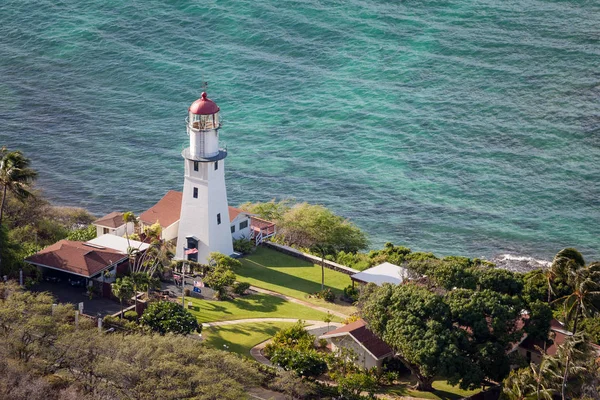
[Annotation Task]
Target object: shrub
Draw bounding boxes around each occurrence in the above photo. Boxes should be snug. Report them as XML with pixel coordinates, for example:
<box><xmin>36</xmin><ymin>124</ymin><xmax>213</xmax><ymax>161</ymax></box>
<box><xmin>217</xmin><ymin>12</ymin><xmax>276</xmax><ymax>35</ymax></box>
<box><xmin>343</xmin><ymin>314</ymin><xmax>360</xmax><ymax>325</ymax></box>
<box><xmin>266</xmin><ymin>320</ymin><xmax>315</xmax><ymax>353</ymax></box>
<box><xmin>317</xmin><ymin>338</ymin><xmax>328</xmax><ymax>349</ymax></box>
<box><xmin>315</xmin><ymin>288</ymin><xmax>335</xmax><ymax>302</ymax></box>
<box><xmin>184</xmin><ymin>288</ymin><xmax>191</xmax><ymax>297</ymax></box>
<box><xmin>233</xmin><ymin>281</ymin><xmax>251</xmax><ymax>295</ymax></box>
<box><xmin>343</xmin><ymin>285</ymin><xmax>359</xmax><ymax>302</ymax></box>
<box><xmin>337</xmin><ymin>372</ymin><xmax>377</xmax><ymax>399</ymax></box>
<box><xmin>269</xmin><ymin>347</ymin><xmax>328</xmax><ymax>378</ymax></box>
<box><xmin>233</xmin><ymin>238</ymin><xmax>255</xmax><ymax>255</ymax></box>
<box><xmin>67</xmin><ymin>224</ymin><xmax>96</xmax><ymax>241</ymax></box>
<box><xmin>124</xmin><ymin>310</ymin><xmax>138</xmax><ymax>321</ymax></box>
<box><xmin>204</xmin><ymin>265</ymin><xmax>236</xmax><ymax>295</ymax></box>
<box><xmin>140</xmin><ymin>301</ymin><xmax>200</xmax><ymax>335</ymax></box>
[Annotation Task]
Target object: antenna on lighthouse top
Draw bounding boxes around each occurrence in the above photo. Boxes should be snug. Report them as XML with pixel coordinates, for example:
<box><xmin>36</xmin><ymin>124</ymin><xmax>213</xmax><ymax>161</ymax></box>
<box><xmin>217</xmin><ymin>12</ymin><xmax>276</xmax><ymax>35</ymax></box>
<box><xmin>201</xmin><ymin>81</ymin><xmax>208</xmax><ymax>92</ymax></box>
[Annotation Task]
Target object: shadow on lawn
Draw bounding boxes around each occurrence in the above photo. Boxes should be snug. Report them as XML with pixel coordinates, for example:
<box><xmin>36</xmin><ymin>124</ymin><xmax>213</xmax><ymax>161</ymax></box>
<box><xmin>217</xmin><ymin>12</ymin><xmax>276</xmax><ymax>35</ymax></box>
<box><xmin>239</xmin><ymin>259</ymin><xmax>345</xmax><ymax>296</ymax></box>
<box><xmin>233</xmin><ymin>294</ymin><xmax>286</xmax><ymax>313</ymax></box>
<box><xmin>203</xmin><ymin>323</ymin><xmax>286</xmax><ymax>355</ymax></box>
<box><xmin>245</xmin><ymin>247</ymin><xmax>314</xmax><ymax>268</ymax></box>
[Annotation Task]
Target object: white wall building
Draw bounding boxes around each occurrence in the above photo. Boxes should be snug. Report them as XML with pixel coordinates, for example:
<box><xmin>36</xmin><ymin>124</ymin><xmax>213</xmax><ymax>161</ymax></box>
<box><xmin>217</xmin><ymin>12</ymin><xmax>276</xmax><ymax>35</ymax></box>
<box><xmin>92</xmin><ymin>211</ymin><xmax>134</xmax><ymax>238</ymax></box>
<box><xmin>175</xmin><ymin>92</ymin><xmax>234</xmax><ymax>263</ymax></box>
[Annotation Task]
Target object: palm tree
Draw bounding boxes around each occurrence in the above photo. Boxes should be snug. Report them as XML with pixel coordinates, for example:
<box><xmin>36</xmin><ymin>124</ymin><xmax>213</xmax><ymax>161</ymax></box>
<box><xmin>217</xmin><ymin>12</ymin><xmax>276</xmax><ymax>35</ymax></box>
<box><xmin>0</xmin><ymin>147</ymin><xmax>37</xmax><ymax>224</ymax></box>
<box><xmin>529</xmin><ymin>350</ymin><xmax>560</xmax><ymax>400</ymax></box>
<box><xmin>551</xmin><ymin>248</ymin><xmax>600</xmax><ymax>400</ymax></box>
<box><xmin>503</xmin><ymin>368</ymin><xmax>535</xmax><ymax>400</ymax></box>
<box><xmin>111</xmin><ymin>277</ymin><xmax>134</xmax><ymax>318</ymax></box>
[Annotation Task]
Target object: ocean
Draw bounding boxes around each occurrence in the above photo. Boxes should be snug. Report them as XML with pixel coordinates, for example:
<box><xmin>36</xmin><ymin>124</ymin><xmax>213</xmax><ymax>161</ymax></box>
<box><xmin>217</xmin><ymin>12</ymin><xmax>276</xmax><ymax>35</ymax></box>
<box><xmin>1</xmin><ymin>0</ymin><xmax>599</xmax><ymax>264</ymax></box>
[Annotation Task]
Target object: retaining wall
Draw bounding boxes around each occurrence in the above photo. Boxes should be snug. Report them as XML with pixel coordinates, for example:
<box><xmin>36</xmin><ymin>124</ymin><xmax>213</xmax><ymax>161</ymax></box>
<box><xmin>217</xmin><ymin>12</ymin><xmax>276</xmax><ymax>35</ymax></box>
<box><xmin>263</xmin><ymin>242</ymin><xmax>359</xmax><ymax>276</ymax></box>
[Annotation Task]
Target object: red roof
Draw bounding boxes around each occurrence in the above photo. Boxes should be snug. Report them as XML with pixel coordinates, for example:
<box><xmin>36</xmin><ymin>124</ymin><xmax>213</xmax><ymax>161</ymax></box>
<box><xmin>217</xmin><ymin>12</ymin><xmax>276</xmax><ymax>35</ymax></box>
<box><xmin>139</xmin><ymin>190</ymin><xmax>183</xmax><ymax>228</ymax></box>
<box><xmin>25</xmin><ymin>240</ymin><xmax>126</xmax><ymax>278</ymax></box>
<box><xmin>189</xmin><ymin>92</ymin><xmax>220</xmax><ymax>115</ymax></box>
<box><xmin>321</xmin><ymin>319</ymin><xmax>393</xmax><ymax>359</ymax></box>
<box><xmin>139</xmin><ymin>190</ymin><xmax>249</xmax><ymax>227</ymax></box>
<box><xmin>93</xmin><ymin>211</ymin><xmax>125</xmax><ymax>229</ymax></box>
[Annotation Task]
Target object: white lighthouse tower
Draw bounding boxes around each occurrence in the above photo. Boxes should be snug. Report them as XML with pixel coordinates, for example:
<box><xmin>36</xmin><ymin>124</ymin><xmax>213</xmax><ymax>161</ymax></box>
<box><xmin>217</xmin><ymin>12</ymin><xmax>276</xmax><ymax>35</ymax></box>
<box><xmin>175</xmin><ymin>92</ymin><xmax>233</xmax><ymax>263</ymax></box>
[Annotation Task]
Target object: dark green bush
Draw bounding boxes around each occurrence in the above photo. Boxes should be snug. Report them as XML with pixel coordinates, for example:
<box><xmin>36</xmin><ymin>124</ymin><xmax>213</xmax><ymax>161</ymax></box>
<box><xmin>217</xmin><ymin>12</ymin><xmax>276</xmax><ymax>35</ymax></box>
<box><xmin>343</xmin><ymin>285</ymin><xmax>359</xmax><ymax>302</ymax></box>
<box><xmin>124</xmin><ymin>310</ymin><xmax>138</xmax><ymax>321</ymax></box>
<box><xmin>233</xmin><ymin>238</ymin><xmax>255</xmax><ymax>254</ymax></box>
<box><xmin>233</xmin><ymin>281</ymin><xmax>251</xmax><ymax>295</ymax></box>
<box><xmin>315</xmin><ymin>288</ymin><xmax>335</xmax><ymax>302</ymax></box>
<box><xmin>269</xmin><ymin>347</ymin><xmax>328</xmax><ymax>378</ymax></box>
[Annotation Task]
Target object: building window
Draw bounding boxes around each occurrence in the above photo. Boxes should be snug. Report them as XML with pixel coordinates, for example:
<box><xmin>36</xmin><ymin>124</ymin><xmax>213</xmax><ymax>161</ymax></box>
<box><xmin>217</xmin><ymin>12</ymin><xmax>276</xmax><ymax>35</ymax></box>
<box><xmin>193</xmin><ymin>187</ymin><xmax>198</xmax><ymax>198</ymax></box>
<box><xmin>214</xmin><ymin>161</ymin><xmax>218</xmax><ymax>170</ymax></box>
<box><xmin>239</xmin><ymin>220</ymin><xmax>248</xmax><ymax>230</ymax></box>
<box><xmin>103</xmin><ymin>227</ymin><xmax>109</xmax><ymax>235</ymax></box>
<box><xmin>217</xmin><ymin>213</ymin><xmax>221</xmax><ymax>225</ymax></box>
<box><xmin>230</xmin><ymin>225</ymin><xmax>235</xmax><ymax>233</ymax></box>
<box><xmin>193</xmin><ymin>161</ymin><xmax>199</xmax><ymax>171</ymax></box>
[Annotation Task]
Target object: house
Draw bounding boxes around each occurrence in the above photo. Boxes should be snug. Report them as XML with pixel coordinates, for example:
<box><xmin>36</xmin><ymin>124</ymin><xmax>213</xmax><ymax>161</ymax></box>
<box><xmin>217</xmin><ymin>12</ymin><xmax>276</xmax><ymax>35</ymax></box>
<box><xmin>320</xmin><ymin>319</ymin><xmax>394</xmax><ymax>370</ymax></box>
<box><xmin>139</xmin><ymin>190</ymin><xmax>183</xmax><ymax>241</ymax></box>
<box><xmin>350</xmin><ymin>262</ymin><xmax>413</xmax><ymax>287</ymax></box>
<box><xmin>512</xmin><ymin>319</ymin><xmax>574</xmax><ymax>364</ymax></box>
<box><xmin>25</xmin><ymin>239</ymin><xmax>128</xmax><ymax>293</ymax></box>
<box><xmin>92</xmin><ymin>211</ymin><xmax>134</xmax><ymax>237</ymax></box>
<box><xmin>25</xmin><ymin>235</ymin><xmax>149</xmax><ymax>295</ymax></box>
<box><xmin>138</xmin><ymin>190</ymin><xmax>257</xmax><ymax>243</ymax></box>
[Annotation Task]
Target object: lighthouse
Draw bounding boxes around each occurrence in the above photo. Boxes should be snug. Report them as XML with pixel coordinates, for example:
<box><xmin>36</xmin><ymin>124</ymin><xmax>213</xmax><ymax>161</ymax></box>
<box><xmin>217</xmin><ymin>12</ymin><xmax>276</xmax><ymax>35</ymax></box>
<box><xmin>175</xmin><ymin>92</ymin><xmax>234</xmax><ymax>263</ymax></box>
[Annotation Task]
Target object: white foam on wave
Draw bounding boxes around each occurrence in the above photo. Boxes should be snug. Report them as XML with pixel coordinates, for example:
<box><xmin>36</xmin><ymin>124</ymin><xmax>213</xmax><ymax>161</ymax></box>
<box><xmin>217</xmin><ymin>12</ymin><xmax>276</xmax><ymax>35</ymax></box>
<box><xmin>490</xmin><ymin>253</ymin><xmax>551</xmax><ymax>273</ymax></box>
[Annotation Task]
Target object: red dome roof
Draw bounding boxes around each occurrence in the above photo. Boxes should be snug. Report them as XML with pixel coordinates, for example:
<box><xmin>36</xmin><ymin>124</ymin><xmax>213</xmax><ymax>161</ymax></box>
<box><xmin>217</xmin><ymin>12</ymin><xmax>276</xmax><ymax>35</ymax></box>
<box><xmin>188</xmin><ymin>92</ymin><xmax>220</xmax><ymax>115</ymax></box>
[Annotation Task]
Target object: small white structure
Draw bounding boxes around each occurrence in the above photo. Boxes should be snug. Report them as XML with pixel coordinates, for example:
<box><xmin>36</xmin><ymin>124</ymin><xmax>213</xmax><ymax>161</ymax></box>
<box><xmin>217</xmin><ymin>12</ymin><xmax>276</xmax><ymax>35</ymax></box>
<box><xmin>175</xmin><ymin>92</ymin><xmax>234</xmax><ymax>264</ymax></box>
<box><xmin>92</xmin><ymin>211</ymin><xmax>134</xmax><ymax>238</ymax></box>
<box><xmin>229</xmin><ymin>207</ymin><xmax>253</xmax><ymax>240</ymax></box>
<box><xmin>350</xmin><ymin>262</ymin><xmax>411</xmax><ymax>286</ymax></box>
<box><xmin>87</xmin><ymin>234</ymin><xmax>150</xmax><ymax>254</ymax></box>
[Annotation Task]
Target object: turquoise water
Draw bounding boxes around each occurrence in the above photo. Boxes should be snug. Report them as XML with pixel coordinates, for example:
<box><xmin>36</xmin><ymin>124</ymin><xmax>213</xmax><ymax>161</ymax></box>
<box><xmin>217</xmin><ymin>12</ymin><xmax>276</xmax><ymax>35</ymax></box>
<box><xmin>1</xmin><ymin>0</ymin><xmax>599</xmax><ymax>261</ymax></box>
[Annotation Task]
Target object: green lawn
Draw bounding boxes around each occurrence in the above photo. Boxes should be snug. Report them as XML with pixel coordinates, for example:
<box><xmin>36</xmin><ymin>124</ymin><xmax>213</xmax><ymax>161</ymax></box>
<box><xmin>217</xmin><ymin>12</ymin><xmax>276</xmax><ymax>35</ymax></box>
<box><xmin>186</xmin><ymin>293</ymin><xmax>338</xmax><ymax>323</ymax></box>
<box><xmin>237</xmin><ymin>247</ymin><xmax>355</xmax><ymax>315</ymax></box>
<box><xmin>202</xmin><ymin>322</ymin><xmax>294</xmax><ymax>356</ymax></box>
<box><xmin>381</xmin><ymin>378</ymin><xmax>481</xmax><ymax>400</ymax></box>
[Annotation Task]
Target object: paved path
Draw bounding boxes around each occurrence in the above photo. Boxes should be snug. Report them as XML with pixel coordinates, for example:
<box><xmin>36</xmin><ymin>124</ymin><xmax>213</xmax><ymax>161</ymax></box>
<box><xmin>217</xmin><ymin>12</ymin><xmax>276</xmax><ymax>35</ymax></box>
<box><xmin>249</xmin><ymin>285</ymin><xmax>350</xmax><ymax>319</ymax></box>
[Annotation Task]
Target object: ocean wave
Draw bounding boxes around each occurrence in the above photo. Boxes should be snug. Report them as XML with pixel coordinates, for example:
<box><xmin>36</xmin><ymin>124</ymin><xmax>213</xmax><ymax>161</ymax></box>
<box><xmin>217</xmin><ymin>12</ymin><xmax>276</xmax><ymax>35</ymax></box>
<box><xmin>490</xmin><ymin>254</ymin><xmax>551</xmax><ymax>273</ymax></box>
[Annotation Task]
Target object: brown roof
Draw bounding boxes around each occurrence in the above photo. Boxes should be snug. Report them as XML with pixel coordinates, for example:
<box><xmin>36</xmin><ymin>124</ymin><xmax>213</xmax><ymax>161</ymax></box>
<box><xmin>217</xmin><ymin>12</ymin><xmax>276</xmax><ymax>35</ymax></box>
<box><xmin>25</xmin><ymin>240</ymin><xmax>126</xmax><ymax>278</ymax></box>
<box><xmin>519</xmin><ymin>319</ymin><xmax>572</xmax><ymax>356</ymax></box>
<box><xmin>322</xmin><ymin>319</ymin><xmax>393</xmax><ymax>359</ymax></box>
<box><xmin>139</xmin><ymin>190</ymin><xmax>249</xmax><ymax>227</ymax></box>
<box><xmin>139</xmin><ymin>190</ymin><xmax>183</xmax><ymax>228</ymax></box>
<box><xmin>93</xmin><ymin>211</ymin><xmax>125</xmax><ymax>229</ymax></box>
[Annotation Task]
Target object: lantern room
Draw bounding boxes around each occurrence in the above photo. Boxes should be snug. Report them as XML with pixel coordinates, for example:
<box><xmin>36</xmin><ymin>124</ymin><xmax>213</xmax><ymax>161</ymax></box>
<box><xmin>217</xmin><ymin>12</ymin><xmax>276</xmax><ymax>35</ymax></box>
<box><xmin>188</xmin><ymin>92</ymin><xmax>220</xmax><ymax>130</ymax></box>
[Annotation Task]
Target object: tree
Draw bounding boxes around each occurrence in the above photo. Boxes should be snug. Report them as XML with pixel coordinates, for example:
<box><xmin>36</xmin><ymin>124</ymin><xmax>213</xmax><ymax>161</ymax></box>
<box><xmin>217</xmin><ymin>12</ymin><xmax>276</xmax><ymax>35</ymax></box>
<box><xmin>111</xmin><ymin>277</ymin><xmax>134</xmax><ymax>318</ymax></box>
<box><xmin>552</xmin><ymin>255</ymin><xmax>600</xmax><ymax>399</ymax></box>
<box><xmin>446</xmin><ymin>289</ymin><xmax>524</xmax><ymax>388</ymax></box>
<box><xmin>203</xmin><ymin>265</ymin><xmax>236</xmax><ymax>297</ymax></box>
<box><xmin>279</xmin><ymin>203</ymin><xmax>368</xmax><ymax>290</ymax></box>
<box><xmin>502</xmin><ymin>368</ymin><xmax>535</xmax><ymax>400</ymax></box>
<box><xmin>140</xmin><ymin>301</ymin><xmax>200</xmax><ymax>335</ymax></box>
<box><xmin>0</xmin><ymin>147</ymin><xmax>37</xmax><ymax>224</ymax></box>
<box><xmin>67</xmin><ymin>224</ymin><xmax>96</xmax><ymax>241</ymax></box>
<box><xmin>238</xmin><ymin>198</ymin><xmax>292</xmax><ymax>222</ymax></box>
<box><xmin>207</xmin><ymin>252</ymin><xmax>242</xmax><ymax>270</ymax></box>
<box><xmin>359</xmin><ymin>283</ymin><xmax>458</xmax><ymax>391</ymax></box>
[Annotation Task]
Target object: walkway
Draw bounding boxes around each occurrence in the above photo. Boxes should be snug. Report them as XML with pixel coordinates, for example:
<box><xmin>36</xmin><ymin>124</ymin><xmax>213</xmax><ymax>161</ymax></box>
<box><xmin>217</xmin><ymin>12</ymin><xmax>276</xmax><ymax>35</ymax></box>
<box><xmin>249</xmin><ymin>285</ymin><xmax>350</xmax><ymax>319</ymax></box>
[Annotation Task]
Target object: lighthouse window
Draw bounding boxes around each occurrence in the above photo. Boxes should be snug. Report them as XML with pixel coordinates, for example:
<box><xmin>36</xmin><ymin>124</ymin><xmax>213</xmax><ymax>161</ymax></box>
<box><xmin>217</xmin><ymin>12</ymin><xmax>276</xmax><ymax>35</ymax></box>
<box><xmin>230</xmin><ymin>225</ymin><xmax>235</xmax><ymax>233</ymax></box>
<box><xmin>217</xmin><ymin>213</ymin><xmax>221</xmax><ymax>225</ymax></box>
<box><xmin>193</xmin><ymin>161</ymin><xmax>199</xmax><ymax>171</ymax></box>
<box><xmin>214</xmin><ymin>161</ymin><xmax>218</xmax><ymax>170</ymax></box>
<box><xmin>193</xmin><ymin>187</ymin><xmax>198</xmax><ymax>198</ymax></box>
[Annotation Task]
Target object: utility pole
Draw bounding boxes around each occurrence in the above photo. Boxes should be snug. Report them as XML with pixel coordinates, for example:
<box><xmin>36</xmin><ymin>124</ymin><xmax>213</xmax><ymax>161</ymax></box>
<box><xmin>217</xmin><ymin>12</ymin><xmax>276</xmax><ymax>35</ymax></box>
<box><xmin>181</xmin><ymin>258</ymin><xmax>186</xmax><ymax>308</ymax></box>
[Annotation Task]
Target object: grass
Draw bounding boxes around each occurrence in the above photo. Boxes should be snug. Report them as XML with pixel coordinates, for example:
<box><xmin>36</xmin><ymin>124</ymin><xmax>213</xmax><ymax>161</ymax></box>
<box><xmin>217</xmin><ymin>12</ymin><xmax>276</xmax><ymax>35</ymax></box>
<box><xmin>381</xmin><ymin>377</ymin><xmax>481</xmax><ymax>400</ymax></box>
<box><xmin>202</xmin><ymin>321</ymin><xmax>294</xmax><ymax>356</ymax></box>
<box><xmin>186</xmin><ymin>293</ymin><xmax>338</xmax><ymax>323</ymax></box>
<box><xmin>237</xmin><ymin>247</ymin><xmax>356</xmax><ymax>315</ymax></box>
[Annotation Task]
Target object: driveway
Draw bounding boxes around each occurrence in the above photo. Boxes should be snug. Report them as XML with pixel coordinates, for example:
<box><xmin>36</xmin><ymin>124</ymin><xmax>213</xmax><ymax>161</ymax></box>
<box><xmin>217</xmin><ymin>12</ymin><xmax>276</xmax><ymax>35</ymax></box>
<box><xmin>32</xmin><ymin>281</ymin><xmax>122</xmax><ymax>317</ymax></box>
